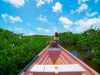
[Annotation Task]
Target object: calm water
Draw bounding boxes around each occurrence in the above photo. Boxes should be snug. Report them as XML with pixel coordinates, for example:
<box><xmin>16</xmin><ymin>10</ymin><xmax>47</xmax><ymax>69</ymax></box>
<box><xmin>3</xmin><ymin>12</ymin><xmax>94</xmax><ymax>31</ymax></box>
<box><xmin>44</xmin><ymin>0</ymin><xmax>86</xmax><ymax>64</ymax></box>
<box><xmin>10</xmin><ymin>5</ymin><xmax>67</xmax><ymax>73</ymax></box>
<box><xmin>63</xmin><ymin>45</ymin><xmax>100</xmax><ymax>73</ymax></box>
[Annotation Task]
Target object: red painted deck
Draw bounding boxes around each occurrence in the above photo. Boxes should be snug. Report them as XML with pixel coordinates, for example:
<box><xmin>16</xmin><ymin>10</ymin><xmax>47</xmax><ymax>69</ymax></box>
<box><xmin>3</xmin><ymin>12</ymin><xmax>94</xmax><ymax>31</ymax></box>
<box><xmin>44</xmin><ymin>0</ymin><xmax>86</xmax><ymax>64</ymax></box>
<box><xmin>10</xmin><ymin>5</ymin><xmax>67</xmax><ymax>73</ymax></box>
<box><xmin>20</xmin><ymin>45</ymin><xmax>100</xmax><ymax>75</ymax></box>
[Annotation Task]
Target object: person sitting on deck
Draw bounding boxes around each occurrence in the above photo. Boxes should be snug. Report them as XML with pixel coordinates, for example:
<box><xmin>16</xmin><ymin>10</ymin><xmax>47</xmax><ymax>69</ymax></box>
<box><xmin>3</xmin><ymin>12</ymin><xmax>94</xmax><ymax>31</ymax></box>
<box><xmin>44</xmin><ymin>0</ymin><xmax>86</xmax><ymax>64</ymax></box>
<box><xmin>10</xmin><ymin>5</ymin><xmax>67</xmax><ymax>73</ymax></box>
<box><xmin>53</xmin><ymin>32</ymin><xmax>59</xmax><ymax>47</ymax></box>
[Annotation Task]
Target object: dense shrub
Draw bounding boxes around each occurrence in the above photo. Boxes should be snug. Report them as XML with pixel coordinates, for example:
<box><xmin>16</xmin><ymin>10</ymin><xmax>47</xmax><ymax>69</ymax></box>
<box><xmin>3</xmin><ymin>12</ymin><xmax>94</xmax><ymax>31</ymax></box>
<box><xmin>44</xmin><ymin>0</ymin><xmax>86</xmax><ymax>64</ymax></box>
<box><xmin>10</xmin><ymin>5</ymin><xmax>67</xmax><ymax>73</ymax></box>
<box><xmin>0</xmin><ymin>28</ymin><xmax>51</xmax><ymax>75</ymax></box>
<box><xmin>59</xmin><ymin>28</ymin><xmax>100</xmax><ymax>64</ymax></box>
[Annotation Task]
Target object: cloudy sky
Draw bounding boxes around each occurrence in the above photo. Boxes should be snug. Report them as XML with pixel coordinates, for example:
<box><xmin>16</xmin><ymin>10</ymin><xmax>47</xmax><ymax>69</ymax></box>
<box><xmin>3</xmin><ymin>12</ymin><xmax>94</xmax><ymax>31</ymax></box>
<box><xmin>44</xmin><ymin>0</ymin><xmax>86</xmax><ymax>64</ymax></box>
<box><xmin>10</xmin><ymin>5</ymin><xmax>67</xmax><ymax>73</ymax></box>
<box><xmin>0</xmin><ymin>0</ymin><xmax>100</xmax><ymax>35</ymax></box>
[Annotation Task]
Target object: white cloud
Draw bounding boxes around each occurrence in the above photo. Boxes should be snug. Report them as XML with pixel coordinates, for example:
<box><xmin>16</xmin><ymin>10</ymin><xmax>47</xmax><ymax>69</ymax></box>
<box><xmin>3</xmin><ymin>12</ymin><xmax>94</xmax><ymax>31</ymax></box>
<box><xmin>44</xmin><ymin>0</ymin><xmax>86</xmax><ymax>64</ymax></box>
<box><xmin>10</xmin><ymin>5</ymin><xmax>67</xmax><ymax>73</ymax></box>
<box><xmin>38</xmin><ymin>15</ymin><xmax>47</xmax><ymax>23</ymax></box>
<box><xmin>35</xmin><ymin>27</ymin><xmax>43</xmax><ymax>30</ymax></box>
<box><xmin>52</xmin><ymin>2</ymin><xmax>62</xmax><ymax>13</ymax></box>
<box><xmin>28</xmin><ymin>32</ymin><xmax>34</xmax><ymax>35</ymax></box>
<box><xmin>24</xmin><ymin>32</ymin><xmax>35</xmax><ymax>36</ymax></box>
<box><xmin>71</xmin><ymin>0</ymin><xmax>88</xmax><ymax>14</ymax></box>
<box><xmin>9</xmin><ymin>16</ymin><xmax>23</xmax><ymax>23</ymax></box>
<box><xmin>35</xmin><ymin>27</ymin><xmax>56</xmax><ymax>34</ymax></box>
<box><xmin>59</xmin><ymin>16</ymin><xmax>100</xmax><ymax>32</ymax></box>
<box><xmin>86</xmin><ymin>11</ymin><xmax>98</xmax><ymax>17</ymax></box>
<box><xmin>15</xmin><ymin>27</ymin><xmax>23</xmax><ymax>31</ymax></box>
<box><xmin>77</xmin><ymin>4</ymin><xmax>88</xmax><ymax>14</ymax></box>
<box><xmin>75</xmin><ymin>17</ymin><xmax>100</xmax><ymax>26</ymax></box>
<box><xmin>44</xmin><ymin>29</ymin><xmax>50</xmax><ymax>32</ymax></box>
<box><xmin>75</xmin><ymin>26</ymin><xmax>86</xmax><ymax>32</ymax></box>
<box><xmin>1</xmin><ymin>13</ymin><xmax>9</xmax><ymax>19</ymax></box>
<box><xmin>75</xmin><ymin>17</ymin><xmax>100</xmax><ymax>32</ymax></box>
<box><xmin>94</xmin><ymin>0</ymin><xmax>99</xmax><ymax>3</ymax></box>
<box><xmin>78</xmin><ymin>0</ymin><xmax>88</xmax><ymax>4</ymax></box>
<box><xmin>35</xmin><ymin>27</ymin><xmax>50</xmax><ymax>33</ymax></box>
<box><xmin>71</xmin><ymin>3</ymin><xmax>88</xmax><ymax>14</ymax></box>
<box><xmin>70</xmin><ymin>10</ymin><xmax>75</xmax><ymax>14</ymax></box>
<box><xmin>4</xmin><ymin>0</ymin><xmax>25</xmax><ymax>8</ymax></box>
<box><xmin>36</xmin><ymin>0</ymin><xmax>53</xmax><ymax>7</ymax></box>
<box><xmin>1</xmin><ymin>13</ymin><xmax>23</xmax><ymax>23</ymax></box>
<box><xmin>59</xmin><ymin>17</ymin><xmax>73</xmax><ymax>29</ymax></box>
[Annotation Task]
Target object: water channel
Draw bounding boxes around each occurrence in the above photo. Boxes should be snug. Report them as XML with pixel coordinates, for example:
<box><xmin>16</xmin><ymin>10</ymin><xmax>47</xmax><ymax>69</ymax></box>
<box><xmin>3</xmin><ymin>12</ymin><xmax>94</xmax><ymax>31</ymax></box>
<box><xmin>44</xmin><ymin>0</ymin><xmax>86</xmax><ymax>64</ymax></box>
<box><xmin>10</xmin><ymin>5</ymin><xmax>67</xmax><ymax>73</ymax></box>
<box><xmin>63</xmin><ymin>45</ymin><xmax>100</xmax><ymax>73</ymax></box>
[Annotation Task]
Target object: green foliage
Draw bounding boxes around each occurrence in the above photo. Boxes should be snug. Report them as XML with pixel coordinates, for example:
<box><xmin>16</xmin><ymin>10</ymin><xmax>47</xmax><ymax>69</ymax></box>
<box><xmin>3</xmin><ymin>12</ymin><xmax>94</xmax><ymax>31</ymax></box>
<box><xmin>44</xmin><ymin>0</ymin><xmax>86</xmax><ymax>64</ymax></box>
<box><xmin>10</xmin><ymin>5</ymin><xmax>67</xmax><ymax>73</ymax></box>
<box><xmin>0</xmin><ymin>28</ymin><xmax>100</xmax><ymax>75</ymax></box>
<box><xmin>92</xmin><ymin>47</ymin><xmax>100</xmax><ymax>64</ymax></box>
<box><xmin>0</xmin><ymin>28</ymin><xmax>51</xmax><ymax>75</ymax></box>
<box><xmin>59</xmin><ymin>28</ymin><xmax>100</xmax><ymax>64</ymax></box>
<box><xmin>59</xmin><ymin>32</ymin><xmax>76</xmax><ymax>45</ymax></box>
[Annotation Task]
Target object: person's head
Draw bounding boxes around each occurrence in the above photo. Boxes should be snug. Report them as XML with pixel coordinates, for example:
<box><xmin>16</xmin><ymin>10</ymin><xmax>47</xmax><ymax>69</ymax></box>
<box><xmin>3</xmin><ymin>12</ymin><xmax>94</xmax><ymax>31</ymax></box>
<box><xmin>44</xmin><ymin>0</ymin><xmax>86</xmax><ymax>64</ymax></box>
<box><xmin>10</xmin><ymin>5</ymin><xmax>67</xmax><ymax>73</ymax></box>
<box><xmin>55</xmin><ymin>32</ymin><xmax>59</xmax><ymax>37</ymax></box>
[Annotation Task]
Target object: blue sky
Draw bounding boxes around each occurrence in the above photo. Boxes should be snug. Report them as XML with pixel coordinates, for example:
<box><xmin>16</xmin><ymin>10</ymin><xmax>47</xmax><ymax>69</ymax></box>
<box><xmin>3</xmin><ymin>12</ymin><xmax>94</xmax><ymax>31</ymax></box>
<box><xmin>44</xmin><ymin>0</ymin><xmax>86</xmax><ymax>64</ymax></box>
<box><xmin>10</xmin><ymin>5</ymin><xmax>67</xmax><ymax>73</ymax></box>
<box><xmin>0</xmin><ymin>0</ymin><xmax>100</xmax><ymax>35</ymax></box>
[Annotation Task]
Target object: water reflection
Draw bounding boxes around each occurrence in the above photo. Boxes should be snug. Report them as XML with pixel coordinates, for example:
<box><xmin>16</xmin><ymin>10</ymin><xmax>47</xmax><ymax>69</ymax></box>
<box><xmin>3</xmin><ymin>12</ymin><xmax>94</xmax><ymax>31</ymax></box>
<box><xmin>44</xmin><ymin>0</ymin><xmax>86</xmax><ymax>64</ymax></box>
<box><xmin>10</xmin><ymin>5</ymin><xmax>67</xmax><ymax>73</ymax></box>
<box><xmin>63</xmin><ymin>45</ymin><xmax>100</xmax><ymax>73</ymax></box>
<box><xmin>69</xmin><ymin>50</ymin><xmax>81</xmax><ymax>59</ymax></box>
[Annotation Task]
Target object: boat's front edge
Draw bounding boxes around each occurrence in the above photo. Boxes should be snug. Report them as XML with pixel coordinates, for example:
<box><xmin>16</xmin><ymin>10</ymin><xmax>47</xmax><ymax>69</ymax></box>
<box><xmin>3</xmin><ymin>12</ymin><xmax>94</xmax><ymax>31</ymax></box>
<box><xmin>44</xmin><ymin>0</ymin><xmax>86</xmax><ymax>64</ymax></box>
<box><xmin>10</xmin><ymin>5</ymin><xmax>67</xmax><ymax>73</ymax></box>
<box><xmin>18</xmin><ymin>56</ymin><xmax>39</xmax><ymax>75</ymax></box>
<box><xmin>18</xmin><ymin>45</ymin><xmax>50</xmax><ymax>75</ymax></box>
<box><xmin>59</xmin><ymin>45</ymin><xmax>100</xmax><ymax>75</ymax></box>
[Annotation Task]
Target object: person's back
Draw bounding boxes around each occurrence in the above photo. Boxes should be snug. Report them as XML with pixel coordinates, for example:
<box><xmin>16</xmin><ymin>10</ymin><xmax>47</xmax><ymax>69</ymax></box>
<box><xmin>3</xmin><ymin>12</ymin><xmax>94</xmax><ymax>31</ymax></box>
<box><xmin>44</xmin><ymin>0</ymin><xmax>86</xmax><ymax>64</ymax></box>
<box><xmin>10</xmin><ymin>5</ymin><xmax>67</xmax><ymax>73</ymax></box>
<box><xmin>54</xmin><ymin>36</ymin><xmax>59</xmax><ymax>41</ymax></box>
<box><xmin>53</xmin><ymin>32</ymin><xmax>59</xmax><ymax>47</ymax></box>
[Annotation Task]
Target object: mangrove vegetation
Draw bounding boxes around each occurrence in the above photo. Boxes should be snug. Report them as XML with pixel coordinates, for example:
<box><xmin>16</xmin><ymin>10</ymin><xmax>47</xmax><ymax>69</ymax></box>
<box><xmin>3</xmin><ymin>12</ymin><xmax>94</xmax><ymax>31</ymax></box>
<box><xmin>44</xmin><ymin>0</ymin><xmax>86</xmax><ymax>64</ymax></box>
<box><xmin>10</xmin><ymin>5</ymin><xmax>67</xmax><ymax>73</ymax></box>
<box><xmin>0</xmin><ymin>28</ymin><xmax>100</xmax><ymax>75</ymax></box>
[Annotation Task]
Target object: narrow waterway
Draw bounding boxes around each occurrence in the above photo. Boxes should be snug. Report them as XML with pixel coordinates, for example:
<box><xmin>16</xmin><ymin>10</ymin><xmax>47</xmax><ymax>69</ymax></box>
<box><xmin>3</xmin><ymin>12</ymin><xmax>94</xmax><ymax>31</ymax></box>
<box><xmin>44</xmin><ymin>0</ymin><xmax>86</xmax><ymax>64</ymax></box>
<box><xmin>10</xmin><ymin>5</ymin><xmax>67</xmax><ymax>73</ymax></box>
<box><xmin>63</xmin><ymin>45</ymin><xmax>100</xmax><ymax>73</ymax></box>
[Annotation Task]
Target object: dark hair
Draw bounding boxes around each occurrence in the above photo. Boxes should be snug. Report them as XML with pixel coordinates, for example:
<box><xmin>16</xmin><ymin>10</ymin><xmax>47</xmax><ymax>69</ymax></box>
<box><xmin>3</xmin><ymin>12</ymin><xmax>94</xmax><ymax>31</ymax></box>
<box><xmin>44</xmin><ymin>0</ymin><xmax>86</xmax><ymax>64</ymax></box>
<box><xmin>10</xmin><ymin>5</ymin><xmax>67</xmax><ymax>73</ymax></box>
<box><xmin>55</xmin><ymin>32</ymin><xmax>59</xmax><ymax>37</ymax></box>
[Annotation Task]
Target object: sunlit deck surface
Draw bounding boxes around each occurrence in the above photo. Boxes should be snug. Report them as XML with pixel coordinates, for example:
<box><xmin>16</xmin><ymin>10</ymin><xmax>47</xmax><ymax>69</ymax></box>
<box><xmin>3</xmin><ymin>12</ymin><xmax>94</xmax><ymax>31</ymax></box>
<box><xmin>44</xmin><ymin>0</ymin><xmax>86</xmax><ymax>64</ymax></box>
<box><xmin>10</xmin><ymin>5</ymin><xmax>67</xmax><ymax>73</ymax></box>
<box><xmin>21</xmin><ymin>45</ymin><xmax>100</xmax><ymax>75</ymax></box>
